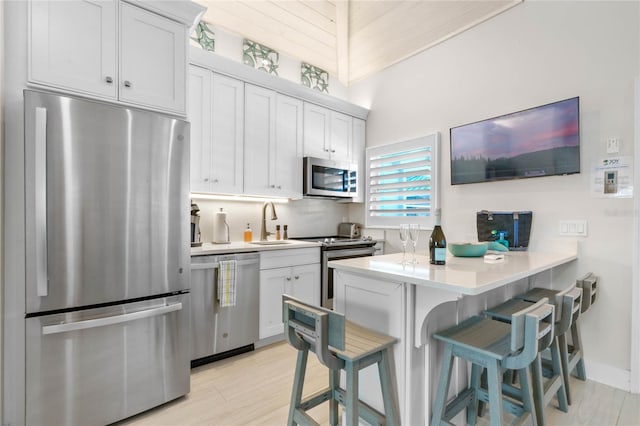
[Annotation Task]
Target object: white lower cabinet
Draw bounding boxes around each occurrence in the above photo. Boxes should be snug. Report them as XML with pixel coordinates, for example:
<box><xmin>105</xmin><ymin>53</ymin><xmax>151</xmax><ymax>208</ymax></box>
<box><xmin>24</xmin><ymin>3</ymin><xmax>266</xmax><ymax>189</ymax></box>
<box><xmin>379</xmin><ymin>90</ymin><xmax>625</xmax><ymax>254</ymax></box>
<box><xmin>259</xmin><ymin>248</ymin><xmax>320</xmax><ymax>339</ymax></box>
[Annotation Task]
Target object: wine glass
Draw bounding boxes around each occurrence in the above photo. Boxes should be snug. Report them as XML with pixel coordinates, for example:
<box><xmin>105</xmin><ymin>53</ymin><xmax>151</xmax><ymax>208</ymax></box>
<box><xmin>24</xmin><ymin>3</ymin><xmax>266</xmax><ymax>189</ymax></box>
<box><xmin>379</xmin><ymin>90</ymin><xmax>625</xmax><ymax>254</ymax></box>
<box><xmin>409</xmin><ymin>224</ymin><xmax>420</xmax><ymax>264</ymax></box>
<box><xmin>399</xmin><ymin>224</ymin><xmax>409</xmax><ymax>264</ymax></box>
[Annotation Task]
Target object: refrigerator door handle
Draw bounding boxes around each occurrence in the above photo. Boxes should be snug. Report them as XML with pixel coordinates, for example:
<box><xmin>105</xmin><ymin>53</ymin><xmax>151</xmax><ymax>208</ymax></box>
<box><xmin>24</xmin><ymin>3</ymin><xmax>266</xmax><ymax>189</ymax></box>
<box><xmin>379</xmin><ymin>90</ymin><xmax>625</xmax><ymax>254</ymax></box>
<box><xmin>41</xmin><ymin>302</ymin><xmax>183</xmax><ymax>335</ymax></box>
<box><xmin>35</xmin><ymin>107</ymin><xmax>48</xmax><ymax>297</ymax></box>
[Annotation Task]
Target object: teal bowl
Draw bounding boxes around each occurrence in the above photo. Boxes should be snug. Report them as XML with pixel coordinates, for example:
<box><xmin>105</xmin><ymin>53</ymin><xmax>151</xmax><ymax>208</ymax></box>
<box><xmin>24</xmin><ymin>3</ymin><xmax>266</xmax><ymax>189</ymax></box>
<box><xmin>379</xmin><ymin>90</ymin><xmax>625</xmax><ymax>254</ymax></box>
<box><xmin>448</xmin><ymin>242</ymin><xmax>489</xmax><ymax>257</ymax></box>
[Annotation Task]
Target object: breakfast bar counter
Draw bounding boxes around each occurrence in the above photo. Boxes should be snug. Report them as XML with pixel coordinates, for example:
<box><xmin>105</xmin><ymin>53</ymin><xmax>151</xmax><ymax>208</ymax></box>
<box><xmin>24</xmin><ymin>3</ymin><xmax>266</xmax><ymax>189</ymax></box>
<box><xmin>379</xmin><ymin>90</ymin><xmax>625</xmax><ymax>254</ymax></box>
<box><xmin>329</xmin><ymin>248</ymin><xmax>577</xmax><ymax>425</ymax></box>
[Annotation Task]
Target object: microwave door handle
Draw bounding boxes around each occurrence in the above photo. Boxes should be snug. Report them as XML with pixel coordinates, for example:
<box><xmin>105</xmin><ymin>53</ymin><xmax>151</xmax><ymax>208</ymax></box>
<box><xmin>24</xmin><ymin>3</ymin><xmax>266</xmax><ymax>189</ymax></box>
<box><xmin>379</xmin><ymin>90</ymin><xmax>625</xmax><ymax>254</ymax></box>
<box><xmin>35</xmin><ymin>107</ymin><xmax>48</xmax><ymax>297</ymax></box>
<box><xmin>41</xmin><ymin>302</ymin><xmax>183</xmax><ymax>335</ymax></box>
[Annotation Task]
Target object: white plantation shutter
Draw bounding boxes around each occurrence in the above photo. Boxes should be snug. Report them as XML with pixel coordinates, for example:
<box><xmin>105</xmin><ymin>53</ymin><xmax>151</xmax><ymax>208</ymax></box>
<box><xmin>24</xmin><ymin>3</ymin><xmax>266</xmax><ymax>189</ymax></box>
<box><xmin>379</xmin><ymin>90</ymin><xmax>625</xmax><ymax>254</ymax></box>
<box><xmin>365</xmin><ymin>133</ymin><xmax>440</xmax><ymax>229</ymax></box>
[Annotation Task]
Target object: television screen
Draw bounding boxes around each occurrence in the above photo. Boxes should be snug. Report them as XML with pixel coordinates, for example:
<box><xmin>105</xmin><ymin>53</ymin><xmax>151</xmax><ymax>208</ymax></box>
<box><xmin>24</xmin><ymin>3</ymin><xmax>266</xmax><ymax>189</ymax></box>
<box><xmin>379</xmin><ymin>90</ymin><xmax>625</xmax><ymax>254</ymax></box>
<box><xmin>450</xmin><ymin>97</ymin><xmax>580</xmax><ymax>185</ymax></box>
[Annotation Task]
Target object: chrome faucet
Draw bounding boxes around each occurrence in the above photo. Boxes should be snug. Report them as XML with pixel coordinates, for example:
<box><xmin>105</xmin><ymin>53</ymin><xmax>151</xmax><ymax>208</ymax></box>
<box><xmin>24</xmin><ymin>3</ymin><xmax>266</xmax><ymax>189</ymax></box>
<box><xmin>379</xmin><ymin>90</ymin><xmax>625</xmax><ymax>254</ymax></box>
<box><xmin>260</xmin><ymin>202</ymin><xmax>278</xmax><ymax>241</ymax></box>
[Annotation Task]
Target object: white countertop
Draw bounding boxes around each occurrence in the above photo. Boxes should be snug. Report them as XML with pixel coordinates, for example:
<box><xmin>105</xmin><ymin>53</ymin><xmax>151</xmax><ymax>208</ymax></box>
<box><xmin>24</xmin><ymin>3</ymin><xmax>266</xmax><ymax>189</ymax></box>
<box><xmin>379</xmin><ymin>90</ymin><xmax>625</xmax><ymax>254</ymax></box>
<box><xmin>190</xmin><ymin>239</ymin><xmax>322</xmax><ymax>256</ymax></box>
<box><xmin>328</xmin><ymin>250</ymin><xmax>577</xmax><ymax>295</ymax></box>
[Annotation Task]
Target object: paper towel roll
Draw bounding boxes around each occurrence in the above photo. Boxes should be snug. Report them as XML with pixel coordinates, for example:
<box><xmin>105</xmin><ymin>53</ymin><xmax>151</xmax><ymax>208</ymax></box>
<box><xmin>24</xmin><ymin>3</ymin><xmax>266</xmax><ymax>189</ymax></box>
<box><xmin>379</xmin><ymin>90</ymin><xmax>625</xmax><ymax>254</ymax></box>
<box><xmin>213</xmin><ymin>208</ymin><xmax>229</xmax><ymax>243</ymax></box>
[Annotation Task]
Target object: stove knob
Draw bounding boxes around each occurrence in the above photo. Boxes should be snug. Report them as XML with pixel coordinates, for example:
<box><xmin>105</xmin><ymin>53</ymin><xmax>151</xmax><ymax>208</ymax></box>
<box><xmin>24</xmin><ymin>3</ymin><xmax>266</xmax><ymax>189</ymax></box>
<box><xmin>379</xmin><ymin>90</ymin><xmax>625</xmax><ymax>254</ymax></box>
<box><xmin>330</xmin><ymin>238</ymin><xmax>336</xmax><ymax>244</ymax></box>
<box><xmin>324</xmin><ymin>238</ymin><xmax>330</xmax><ymax>244</ymax></box>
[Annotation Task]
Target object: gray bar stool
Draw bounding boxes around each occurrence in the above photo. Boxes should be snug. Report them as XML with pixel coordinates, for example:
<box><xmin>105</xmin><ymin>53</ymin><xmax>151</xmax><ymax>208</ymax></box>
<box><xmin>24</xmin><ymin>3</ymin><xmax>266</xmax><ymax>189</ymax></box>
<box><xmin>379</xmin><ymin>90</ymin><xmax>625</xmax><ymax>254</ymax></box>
<box><xmin>431</xmin><ymin>298</ymin><xmax>554</xmax><ymax>426</ymax></box>
<box><xmin>282</xmin><ymin>295</ymin><xmax>400</xmax><ymax>426</ymax></box>
<box><xmin>484</xmin><ymin>284</ymin><xmax>581</xmax><ymax>425</ymax></box>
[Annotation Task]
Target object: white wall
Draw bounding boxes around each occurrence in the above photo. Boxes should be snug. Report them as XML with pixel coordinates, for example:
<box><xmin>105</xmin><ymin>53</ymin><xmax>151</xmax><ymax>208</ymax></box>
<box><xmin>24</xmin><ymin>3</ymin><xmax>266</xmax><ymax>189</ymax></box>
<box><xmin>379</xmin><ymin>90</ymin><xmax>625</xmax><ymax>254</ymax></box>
<box><xmin>349</xmin><ymin>0</ymin><xmax>639</xmax><ymax>388</ymax></box>
<box><xmin>0</xmin><ymin>0</ymin><xmax>4</xmax><ymax>417</ymax></box>
<box><xmin>194</xmin><ymin>198</ymin><xmax>351</xmax><ymax>242</ymax></box>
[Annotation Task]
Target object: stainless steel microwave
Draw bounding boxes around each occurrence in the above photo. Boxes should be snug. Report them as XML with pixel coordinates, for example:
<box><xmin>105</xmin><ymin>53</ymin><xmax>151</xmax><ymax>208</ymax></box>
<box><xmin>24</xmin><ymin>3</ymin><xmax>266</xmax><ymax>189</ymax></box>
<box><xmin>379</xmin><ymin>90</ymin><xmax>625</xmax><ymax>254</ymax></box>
<box><xmin>303</xmin><ymin>157</ymin><xmax>357</xmax><ymax>198</ymax></box>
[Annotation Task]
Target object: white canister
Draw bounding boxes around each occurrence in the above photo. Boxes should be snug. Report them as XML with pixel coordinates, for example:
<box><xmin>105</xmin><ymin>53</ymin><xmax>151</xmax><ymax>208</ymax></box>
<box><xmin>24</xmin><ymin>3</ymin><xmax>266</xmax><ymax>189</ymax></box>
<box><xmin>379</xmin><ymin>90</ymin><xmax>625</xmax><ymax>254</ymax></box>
<box><xmin>213</xmin><ymin>208</ymin><xmax>230</xmax><ymax>243</ymax></box>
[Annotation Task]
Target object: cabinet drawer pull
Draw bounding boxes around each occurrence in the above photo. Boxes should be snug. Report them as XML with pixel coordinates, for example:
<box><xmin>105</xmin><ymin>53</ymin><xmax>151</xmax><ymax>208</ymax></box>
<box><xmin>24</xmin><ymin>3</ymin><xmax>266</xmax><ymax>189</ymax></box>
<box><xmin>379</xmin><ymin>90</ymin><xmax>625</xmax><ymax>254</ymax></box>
<box><xmin>105</xmin><ymin>76</ymin><xmax>113</xmax><ymax>84</ymax></box>
<box><xmin>124</xmin><ymin>80</ymin><xmax>132</xmax><ymax>88</ymax></box>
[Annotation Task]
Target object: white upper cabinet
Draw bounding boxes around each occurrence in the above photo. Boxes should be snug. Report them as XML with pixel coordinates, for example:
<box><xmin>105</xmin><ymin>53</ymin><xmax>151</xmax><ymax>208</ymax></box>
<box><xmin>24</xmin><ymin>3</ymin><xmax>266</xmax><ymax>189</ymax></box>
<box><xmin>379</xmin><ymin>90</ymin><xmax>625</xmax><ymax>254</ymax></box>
<box><xmin>303</xmin><ymin>103</ymin><xmax>353</xmax><ymax>162</ymax></box>
<box><xmin>330</xmin><ymin>110</ymin><xmax>353</xmax><ymax>161</ymax></box>
<box><xmin>274</xmin><ymin>94</ymin><xmax>303</xmax><ymax>199</ymax></box>
<box><xmin>351</xmin><ymin>118</ymin><xmax>366</xmax><ymax>203</ymax></box>
<box><xmin>303</xmin><ymin>103</ymin><xmax>331</xmax><ymax>159</ymax></box>
<box><xmin>211</xmin><ymin>74</ymin><xmax>245</xmax><ymax>194</ymax></box>
<box><xmin>244</xmin><ymin>84</ymin><xmax>303</xmax><ymax>198</ymax></box>
<box><xmin>119</xmin><ymin>2</ymin><xmax>186</xmax><ymax>113</ymax></box>
<box><xmin>29</xmin><ymin>0</ymin><xmax>118</xmax><ymax>99</ymax></box>
<box><xmin>244</xmin><ymin>84</ymin><xmax>277</xmax><ymax>196</ymax></box>
<box><xmin>188</xmin><ymin>66</ymin><xmax>212</xmax><ymax>194</ymax></box>
<box><xmin>29</xmin><ymin>0</ymin><xmax>193</xmax><ymax>114</ymax></box>
<box><xmin>188</xmin><ymin>65</ymin><xmax>244</xmax><ymax>194</ymax></box>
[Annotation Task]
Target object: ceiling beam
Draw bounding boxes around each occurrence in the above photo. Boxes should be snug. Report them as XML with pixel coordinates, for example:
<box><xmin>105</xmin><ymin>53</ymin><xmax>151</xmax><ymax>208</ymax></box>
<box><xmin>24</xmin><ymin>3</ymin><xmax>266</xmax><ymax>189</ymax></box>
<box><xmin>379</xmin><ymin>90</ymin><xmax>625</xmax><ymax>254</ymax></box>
<box><xmin>335</xmin><ymin>0</ymin><xmax>349</xmax><ymax>85</ymax></box>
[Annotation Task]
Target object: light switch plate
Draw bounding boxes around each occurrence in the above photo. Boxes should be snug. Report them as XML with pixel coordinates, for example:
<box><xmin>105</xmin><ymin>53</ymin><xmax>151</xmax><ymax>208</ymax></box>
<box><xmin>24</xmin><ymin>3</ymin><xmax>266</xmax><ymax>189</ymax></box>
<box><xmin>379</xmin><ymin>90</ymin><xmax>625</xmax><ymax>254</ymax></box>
<box><xmin>606</xmin><ymin>137</ymin><xmax>620</xmax><ymax>154</ymax></box>
<box><xmin>559</xmin><ymin>220</ymin><xmax>588</xmax><ymax>236</ymax></box>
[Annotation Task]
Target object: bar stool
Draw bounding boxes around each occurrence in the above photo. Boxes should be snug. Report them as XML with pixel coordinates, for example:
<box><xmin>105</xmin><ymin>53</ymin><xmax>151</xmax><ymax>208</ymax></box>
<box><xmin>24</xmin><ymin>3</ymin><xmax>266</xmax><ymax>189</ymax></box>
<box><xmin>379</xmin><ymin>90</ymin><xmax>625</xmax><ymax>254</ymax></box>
<box><xmin>518</xmin><ymin>273</ymin><xmax>596</xmax><ymax>401</ymax></box>
<box><xmin>572</xmin><ymin>272</ymin><xmax>598</xmax><ymax>380</ymax></box>
<box><xmin>485</xmin><ymin>284</ymin><xmax>581</xmax><ymax>425</ymax></box>
<box><xmin>282</xmin><ymin>295</ymin><xmax>400</xmax><ymax>426</ymax></box>
<box><xmin>431</xmin><ymin>298</ymin><xmax>554</xmax><ymax>426</ymax></box>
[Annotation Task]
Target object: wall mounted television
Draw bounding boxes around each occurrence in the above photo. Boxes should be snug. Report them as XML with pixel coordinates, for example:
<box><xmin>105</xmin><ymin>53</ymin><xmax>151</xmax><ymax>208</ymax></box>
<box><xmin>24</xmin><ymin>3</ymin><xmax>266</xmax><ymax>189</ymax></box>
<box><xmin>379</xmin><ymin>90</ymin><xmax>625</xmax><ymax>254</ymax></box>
<box><xmin>450</xmin><ymin>97</ymin><xmax>580</xmax><ymax>185</ymax></box>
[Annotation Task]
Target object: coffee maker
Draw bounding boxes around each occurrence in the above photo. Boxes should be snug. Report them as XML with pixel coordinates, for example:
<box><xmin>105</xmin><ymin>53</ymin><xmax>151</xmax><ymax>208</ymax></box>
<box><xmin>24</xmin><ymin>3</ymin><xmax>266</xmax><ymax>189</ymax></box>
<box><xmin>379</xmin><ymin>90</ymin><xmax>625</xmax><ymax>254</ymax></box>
<box><xmin>190</xmin><ymin>201</ymin><xmax>202</xmax><ymax>247</ymax></box>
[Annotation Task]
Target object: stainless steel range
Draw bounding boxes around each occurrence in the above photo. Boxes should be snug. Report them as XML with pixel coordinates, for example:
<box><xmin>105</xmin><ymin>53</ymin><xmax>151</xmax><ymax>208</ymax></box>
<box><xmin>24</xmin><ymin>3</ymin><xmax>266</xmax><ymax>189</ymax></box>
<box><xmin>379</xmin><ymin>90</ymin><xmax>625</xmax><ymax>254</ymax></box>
<box><xmin>294</xmin><ymin>223</ymin><xmax>377</xmax><ymax>309</ymax></box>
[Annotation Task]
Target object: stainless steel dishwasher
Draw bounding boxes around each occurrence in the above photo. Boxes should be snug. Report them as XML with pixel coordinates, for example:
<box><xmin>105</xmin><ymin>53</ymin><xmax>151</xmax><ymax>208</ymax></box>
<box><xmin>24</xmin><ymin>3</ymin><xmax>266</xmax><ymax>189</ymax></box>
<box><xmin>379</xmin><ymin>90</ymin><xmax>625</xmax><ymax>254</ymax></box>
<box><xmin>190</xmin><ymin>252</ymin><xmax>259</xmax><ymax>367</ymax></box>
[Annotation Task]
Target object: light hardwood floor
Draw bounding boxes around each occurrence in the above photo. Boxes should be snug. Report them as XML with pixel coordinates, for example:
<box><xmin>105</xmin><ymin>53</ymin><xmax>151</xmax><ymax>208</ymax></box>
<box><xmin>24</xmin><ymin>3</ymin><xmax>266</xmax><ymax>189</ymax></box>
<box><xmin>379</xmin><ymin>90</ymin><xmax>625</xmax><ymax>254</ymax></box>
<box><xmin>119</xmin><ymin>341</ymin><xmax>640</xmax><ymax>426</ymax></box>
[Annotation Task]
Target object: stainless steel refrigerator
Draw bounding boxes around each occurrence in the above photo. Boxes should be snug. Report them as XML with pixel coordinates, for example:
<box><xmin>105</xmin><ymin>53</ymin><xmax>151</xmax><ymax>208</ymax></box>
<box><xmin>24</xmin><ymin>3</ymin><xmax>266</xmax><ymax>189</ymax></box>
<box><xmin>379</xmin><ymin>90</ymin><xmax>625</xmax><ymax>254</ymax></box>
<box><xmin>23</xmin><ymin>90</ymin><xmax>191</xmax><ymax>425</ymax></box>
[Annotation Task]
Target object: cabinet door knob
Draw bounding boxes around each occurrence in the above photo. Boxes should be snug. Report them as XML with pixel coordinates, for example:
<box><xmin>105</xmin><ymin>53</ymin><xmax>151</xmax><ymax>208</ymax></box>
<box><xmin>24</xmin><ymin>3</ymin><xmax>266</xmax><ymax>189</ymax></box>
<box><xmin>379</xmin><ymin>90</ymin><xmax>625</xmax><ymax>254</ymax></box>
<box><xmin>204</xmin><ymin>178</ymin><xmax>209</xmax><ymax>182</ymax></box>
<box><xmin>277</xmin><ymin>185</ymin><xmax>282</xmax><ymax>189</ymax></box>
<box><xmin>124</xmin><ymin>80</ymin><xmax>132</xmax><ymax>88</ymax></box>
<box><xmin>286</xmin><ymin>277</ymin><xmax>292</xmax><ymax>281</ymax></box>
<box><xmin>294</xmin><ymin>275</ymin><xmax>300</xmax><ymax>280</ymax></box>
<box><xmin>330</xmin><ymin>149</ymin><xmax>336</xmax><ymax>153</ymax></box>
<box><xmin>105</xmin><ymin>76</ymin><xmax>113</xmax><ymax>84</ymax></box>
<box><xmin>213</xmin><ymin>179</ymin><xmax>219</xmax><ymax>183</ymax></box>
<box><xmin>270</xmin><ymin>184</ymin><xmax>275</xmax><ymax>188</ymax></box>
<box><xmin>324</xmin><ymin>148</ymin><xmax>329</xmax><ymax>152</ymax></box>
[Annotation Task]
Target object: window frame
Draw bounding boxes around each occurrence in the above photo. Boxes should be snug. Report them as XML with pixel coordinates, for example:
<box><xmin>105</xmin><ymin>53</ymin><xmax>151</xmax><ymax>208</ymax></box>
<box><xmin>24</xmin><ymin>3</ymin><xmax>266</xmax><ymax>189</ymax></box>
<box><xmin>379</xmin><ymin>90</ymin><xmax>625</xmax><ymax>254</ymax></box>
<box><xmin>364</xmin><ymin>132</ymin><xmax>440</xmax><ymax>230</ymax></box>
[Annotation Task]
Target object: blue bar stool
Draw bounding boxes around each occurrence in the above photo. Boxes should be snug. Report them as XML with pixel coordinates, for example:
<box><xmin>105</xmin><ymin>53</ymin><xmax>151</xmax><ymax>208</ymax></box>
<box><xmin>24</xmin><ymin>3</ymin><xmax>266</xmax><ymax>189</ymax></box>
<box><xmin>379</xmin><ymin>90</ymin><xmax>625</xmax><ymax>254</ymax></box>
<box><xmin>485</xmin><ymin>284</ymin><xmax>581</xmax><ymax>425</ymax></box>
<box><xmin>518</xmin><ymin>273</ymin><xmax>597</xmax><ymax>401</ymax></box>
<box><xmin>282</xmin><ymin>295</ymin><xmax>400</xmax><ymax>426</ymax></box>
<box><xmin>431</xmin><ymin>298</ymin><xmax>554</xmax><ymax>426</ymax></box>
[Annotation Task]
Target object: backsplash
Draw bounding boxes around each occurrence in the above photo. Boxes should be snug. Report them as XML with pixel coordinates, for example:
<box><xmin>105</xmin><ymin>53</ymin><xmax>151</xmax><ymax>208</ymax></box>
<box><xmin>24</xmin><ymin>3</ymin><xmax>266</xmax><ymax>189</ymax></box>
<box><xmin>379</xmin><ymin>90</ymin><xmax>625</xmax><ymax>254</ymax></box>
<box><xmin>194</xmin><ymin>198</ymin><xmax>351</xmax><ymax>243</ymax></box>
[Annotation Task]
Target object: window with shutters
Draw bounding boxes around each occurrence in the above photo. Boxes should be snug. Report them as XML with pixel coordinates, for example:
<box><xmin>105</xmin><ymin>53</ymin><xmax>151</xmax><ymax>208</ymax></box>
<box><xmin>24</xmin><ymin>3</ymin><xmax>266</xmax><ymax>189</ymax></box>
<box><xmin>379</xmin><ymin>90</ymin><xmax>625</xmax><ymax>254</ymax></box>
<box><xmin>365</xmin><ymin>133</ymin><xmax>440</xmax><ymax>229</ymax></box>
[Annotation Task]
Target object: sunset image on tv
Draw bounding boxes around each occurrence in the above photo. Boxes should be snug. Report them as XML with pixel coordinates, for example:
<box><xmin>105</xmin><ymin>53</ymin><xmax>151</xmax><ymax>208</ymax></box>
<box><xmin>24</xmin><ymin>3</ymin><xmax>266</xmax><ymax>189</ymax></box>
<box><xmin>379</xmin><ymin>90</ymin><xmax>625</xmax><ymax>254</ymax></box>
<box><xmin>450</xmin><ymin>97</ymin><xmax>580</xmax><ymax>185</ymax></box>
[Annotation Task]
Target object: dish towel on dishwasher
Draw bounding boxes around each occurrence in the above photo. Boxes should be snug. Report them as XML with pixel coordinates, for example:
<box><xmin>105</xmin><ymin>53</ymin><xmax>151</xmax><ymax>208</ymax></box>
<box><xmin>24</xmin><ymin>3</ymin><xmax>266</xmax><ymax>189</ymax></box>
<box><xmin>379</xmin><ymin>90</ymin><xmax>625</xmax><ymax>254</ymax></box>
<box><xmin>218</xmin><ymin>259</ymin><xmax>237</xmax><ymax>307</ymax></box>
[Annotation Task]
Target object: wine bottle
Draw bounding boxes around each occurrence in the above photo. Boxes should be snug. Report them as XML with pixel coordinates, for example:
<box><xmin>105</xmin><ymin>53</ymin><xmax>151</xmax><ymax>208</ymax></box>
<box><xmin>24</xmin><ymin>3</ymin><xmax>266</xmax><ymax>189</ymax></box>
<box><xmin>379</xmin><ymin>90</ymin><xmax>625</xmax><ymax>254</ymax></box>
<box><xmin>429</xmin><ymin>208</ymin><xmax>447</xmax><ymax>265</ymax></box>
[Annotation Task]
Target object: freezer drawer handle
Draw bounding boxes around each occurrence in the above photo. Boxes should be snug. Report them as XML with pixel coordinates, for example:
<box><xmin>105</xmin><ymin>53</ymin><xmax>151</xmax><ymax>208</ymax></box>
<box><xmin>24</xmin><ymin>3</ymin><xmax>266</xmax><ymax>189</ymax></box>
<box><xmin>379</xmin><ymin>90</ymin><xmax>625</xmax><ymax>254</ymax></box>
<box><xmin>41</xmin><ymin>302</ymin><xmax>183</xmax><ymax>335</ymax></box>
<box><xmin>35</xmin><ymin>107</ymin><xmax>48</xmax><ymax>297</ymax></box>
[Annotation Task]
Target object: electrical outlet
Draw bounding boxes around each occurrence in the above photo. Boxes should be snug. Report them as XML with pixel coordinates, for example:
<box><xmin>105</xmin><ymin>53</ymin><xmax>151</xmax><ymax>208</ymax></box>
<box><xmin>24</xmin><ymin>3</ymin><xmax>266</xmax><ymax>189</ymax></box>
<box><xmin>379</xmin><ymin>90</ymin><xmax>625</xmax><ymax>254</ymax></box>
<box><xmin>559</xmin><ymin>220</ymin><xmax>588</xmax><ymax>236</ymax></box>
<box><xmin>606</xmin><ymin>137</ymin><xmax>620</xmax><ymax>154</ymax></box>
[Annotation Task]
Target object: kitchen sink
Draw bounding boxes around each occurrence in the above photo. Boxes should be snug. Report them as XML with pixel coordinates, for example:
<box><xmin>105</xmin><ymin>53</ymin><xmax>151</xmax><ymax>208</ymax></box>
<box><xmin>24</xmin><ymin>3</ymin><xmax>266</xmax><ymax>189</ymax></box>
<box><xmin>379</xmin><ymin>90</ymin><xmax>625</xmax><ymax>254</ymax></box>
<box><xmin>249</xmin><ymin>240</ymin><xmax>291</xmax><ymax>245</ymax></box>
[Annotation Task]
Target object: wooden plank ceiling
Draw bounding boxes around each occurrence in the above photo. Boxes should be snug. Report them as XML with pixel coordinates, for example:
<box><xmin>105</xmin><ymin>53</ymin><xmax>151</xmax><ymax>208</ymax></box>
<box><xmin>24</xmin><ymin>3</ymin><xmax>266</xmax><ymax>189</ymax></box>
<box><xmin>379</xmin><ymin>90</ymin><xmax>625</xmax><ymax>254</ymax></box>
<box><xmin>195</xmin><ymin>0</ymin><xmax>522</xmax><ymax>85</ymax></box>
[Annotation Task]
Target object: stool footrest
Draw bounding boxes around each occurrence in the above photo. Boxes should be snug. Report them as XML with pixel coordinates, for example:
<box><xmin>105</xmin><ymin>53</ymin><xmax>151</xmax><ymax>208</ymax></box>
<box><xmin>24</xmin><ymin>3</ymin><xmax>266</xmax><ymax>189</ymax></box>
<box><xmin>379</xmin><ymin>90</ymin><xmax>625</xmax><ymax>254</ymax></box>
<box><xmin>442</xmin><ymin>387</ymin><xmax>475</xmax><ymax>422</ymax></box>
<box><xmin>299</xmin><ymin>388</ymin><xmax>332</xmax><ymax>411</ymax></box>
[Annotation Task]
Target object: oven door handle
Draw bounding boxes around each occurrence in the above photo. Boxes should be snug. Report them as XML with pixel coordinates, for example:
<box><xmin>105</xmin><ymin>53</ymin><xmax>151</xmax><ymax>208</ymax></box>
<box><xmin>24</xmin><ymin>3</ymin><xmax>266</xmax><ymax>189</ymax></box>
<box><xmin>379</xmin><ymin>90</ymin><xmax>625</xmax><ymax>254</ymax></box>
<box><xmin>324</xmin><ymin>246</ymin><xmax>376</xmax><ymax>261</ymax></box>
